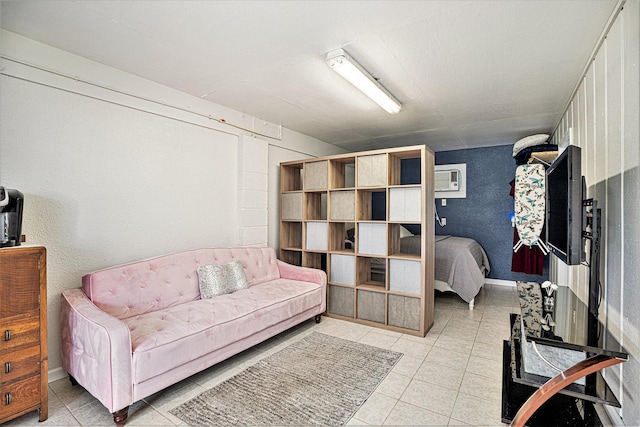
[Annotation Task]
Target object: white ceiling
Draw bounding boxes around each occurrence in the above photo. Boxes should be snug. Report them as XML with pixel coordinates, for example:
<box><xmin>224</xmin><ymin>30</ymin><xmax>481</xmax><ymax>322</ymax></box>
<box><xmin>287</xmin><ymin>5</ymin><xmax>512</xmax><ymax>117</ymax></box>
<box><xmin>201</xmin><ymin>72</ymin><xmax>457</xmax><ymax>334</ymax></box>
<box><xmin>0</xmin><ymin>1</ymin><xmax>618</xmax><ymax>152</ymax></box>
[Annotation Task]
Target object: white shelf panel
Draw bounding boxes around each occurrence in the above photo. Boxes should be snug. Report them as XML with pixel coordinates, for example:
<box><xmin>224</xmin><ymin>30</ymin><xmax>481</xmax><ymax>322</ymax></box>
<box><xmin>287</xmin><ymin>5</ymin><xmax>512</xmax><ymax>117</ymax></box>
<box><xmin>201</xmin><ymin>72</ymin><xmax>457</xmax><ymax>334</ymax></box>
<box><xmin>389</xmin><ymin>187</ymin><xmax>422</xmax><ymax>222</ymax></box>
<box><xmin>305</xmin><ymin>222</ymin><xmax>328</xmax><ymax>251</ymax></box>
<box><xmin>330</xmin><ymin>190</ymin><xmax>355</xmax><ymax>221</ymax></box>
<box><xmin>304</xmin><ymin>160</ymin><xmax>328</xmax><ymax>190</ymax></box>
<box><xmin>281</xmin><ymin>193</ymin><xmax>303</xmax><ymax>221</ymax></box>
<box><xmin>357</xmin><ymin>223</ymin><xmax>387</xmax><ymax>256</ymax></box>
<box><xmin>389</xmin><ymin>258</ymin><xmax>422</xmax><ymax>294</ymax></box>
<box><xmin>357</xmin><ymin>154</ymin><xmax>387</xmax><ymax>187</ymax></box>
<box><xmin>330</xmin><ymin>254</ymin><xmax>355</xmax><ymax>285</ymax></box>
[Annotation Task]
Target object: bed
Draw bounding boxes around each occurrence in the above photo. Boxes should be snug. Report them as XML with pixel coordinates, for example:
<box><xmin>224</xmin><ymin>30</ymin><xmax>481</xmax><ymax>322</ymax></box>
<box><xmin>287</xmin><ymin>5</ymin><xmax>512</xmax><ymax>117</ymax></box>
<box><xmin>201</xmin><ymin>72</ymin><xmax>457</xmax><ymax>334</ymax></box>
<box><xmin>368</xmin><ymin>233</ymin><xmax>490</xmax><ymax>310</ymax></box>
<box><xmin>348</xmin><ymin>227</ymin><xmax>490</xmax><ymax>309</ymax></box>
<box><xmin>429</xmin><ymin>234</ymin><xmax>490</xmax><ymax>309</ymax></box>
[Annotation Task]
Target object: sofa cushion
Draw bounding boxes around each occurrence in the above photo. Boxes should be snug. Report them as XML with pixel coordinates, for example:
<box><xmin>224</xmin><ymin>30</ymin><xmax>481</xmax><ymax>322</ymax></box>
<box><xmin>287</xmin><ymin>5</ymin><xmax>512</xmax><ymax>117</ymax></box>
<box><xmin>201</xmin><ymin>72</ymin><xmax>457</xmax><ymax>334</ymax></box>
<box><xmin>197</xmin><ymin>261</ymin><xmax>249</xmax><ymax>298</ymax></box>
<box><xmin>125</xmin><ymin>278</ymin><xmax>322</xmax><ymax>384</ymax></box>
<box><xmin>82</xmin><ymin>247</ymin><xmax>281</xmax><ymax>320</ymax></box>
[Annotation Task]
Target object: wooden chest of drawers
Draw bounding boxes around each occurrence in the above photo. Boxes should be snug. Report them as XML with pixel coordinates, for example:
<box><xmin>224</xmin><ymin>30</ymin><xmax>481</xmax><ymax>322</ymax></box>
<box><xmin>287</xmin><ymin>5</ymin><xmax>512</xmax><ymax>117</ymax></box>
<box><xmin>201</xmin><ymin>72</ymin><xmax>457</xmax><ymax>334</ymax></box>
<box><xmin>0</xmin><ymin>246</ymin><xmax>48</xmax><ymax>423</ymax></box>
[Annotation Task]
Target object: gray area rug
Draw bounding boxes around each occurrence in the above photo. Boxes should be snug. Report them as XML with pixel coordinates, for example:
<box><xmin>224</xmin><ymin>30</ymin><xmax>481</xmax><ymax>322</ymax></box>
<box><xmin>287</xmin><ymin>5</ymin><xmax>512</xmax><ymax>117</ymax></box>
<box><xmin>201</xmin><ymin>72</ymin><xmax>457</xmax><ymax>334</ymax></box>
<box><xmin>169</xmin><ymin>332</ymin><xmax>403</xmax><ymax>426</ymax></box>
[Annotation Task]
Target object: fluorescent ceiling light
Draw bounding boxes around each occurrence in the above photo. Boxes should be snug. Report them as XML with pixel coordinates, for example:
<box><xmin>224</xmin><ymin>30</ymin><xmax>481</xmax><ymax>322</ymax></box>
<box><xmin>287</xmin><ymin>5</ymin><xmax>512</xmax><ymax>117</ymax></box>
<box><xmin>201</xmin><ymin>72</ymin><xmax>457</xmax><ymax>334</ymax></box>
<box><xmin>326</xmin><ymin>48</ymin><xmax>402</xmax><ymax>114</ymax></box>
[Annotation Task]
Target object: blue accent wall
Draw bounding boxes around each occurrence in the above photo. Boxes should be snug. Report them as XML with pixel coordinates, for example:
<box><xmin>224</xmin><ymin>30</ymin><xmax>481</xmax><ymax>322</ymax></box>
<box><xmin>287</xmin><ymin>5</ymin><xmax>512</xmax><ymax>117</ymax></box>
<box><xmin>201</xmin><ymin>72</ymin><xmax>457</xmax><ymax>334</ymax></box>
<box><xmin>435</xmin><ymin>145</ymin><xmax>549</xmax><ymax>282</ymax></box>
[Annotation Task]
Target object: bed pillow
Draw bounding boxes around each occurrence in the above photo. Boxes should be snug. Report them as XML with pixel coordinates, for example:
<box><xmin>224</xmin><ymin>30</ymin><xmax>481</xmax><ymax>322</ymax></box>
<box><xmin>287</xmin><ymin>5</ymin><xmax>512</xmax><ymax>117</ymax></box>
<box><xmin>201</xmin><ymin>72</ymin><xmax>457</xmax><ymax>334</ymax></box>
<box><xmin>400</xmin><ymin>225</ymin><xmax>414</xmax><ymax>238</ymax></box>
<box><xmin>513</xmin><ymin>134</ymin><xmax>550</xmax><ymax>156</ymax></box>
<box><xmin>197</xmin><ymin>260</ymin><xmax>249</xmax><ymax>299</ymax></box>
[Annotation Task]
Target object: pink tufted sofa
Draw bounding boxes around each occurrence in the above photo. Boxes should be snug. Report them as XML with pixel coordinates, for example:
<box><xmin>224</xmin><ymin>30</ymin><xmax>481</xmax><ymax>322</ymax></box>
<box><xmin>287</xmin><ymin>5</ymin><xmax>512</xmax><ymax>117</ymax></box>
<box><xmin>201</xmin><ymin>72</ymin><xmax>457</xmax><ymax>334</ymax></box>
<box><xmin>60</xmin><ymin>247</ymin><xmax>326</xmax><ymax>426</ymax></box>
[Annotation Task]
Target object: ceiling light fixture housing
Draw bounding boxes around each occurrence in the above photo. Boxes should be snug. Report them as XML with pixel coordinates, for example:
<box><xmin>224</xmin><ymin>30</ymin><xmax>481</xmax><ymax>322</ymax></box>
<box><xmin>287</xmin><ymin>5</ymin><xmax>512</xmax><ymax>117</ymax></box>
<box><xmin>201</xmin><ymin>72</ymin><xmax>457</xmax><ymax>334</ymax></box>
<box><xmin>326</xmin><ymin>48</ymin><xmax>402</xmax><ymax>114</ymax></box>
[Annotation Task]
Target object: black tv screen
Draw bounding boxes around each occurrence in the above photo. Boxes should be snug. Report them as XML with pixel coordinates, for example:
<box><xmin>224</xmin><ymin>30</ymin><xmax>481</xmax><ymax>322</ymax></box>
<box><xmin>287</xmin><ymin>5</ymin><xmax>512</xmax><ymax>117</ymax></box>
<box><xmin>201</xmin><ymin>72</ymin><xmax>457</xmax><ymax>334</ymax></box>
<box><xmin>546</xmin><ymin>145</ymin><xmax>583</xmax><ymax>265</ymax></box>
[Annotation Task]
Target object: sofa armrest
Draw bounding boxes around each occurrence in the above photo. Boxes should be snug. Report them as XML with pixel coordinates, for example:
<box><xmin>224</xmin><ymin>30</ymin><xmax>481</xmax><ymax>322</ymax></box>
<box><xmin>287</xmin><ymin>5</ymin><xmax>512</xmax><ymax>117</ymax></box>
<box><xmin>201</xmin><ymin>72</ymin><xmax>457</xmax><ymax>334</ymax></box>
<box><xmin>60</xmin><ymin>289</ymin><xmax>133</xmax><ymax>413</ymax></box>
<box><xmin>276</xmin><ymin>260</ymin><xmax>327</xmax><ymax>312</ymax></box>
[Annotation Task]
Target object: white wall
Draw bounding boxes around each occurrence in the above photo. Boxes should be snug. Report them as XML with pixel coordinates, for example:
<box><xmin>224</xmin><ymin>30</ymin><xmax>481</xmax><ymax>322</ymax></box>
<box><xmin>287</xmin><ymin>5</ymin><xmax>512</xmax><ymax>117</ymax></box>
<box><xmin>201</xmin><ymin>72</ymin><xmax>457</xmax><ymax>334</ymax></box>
<box><xmin>551</xmin><ymin>1</ymin><xmax>639</xmax><ymax>424</ymax></box>
<box><xmin>0</xmin><ymin>30</ymin><xmax>343</xmax><ymax>374</ymax></box>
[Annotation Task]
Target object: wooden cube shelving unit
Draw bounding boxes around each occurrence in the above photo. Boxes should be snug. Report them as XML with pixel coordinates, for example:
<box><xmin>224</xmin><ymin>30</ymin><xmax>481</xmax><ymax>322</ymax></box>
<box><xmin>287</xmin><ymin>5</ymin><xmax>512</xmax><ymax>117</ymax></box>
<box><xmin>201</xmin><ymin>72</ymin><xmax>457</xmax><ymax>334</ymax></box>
<box><xmin>279</xmin><ymin>145</ymin><xmax>434</xmax><ymax>336</ymax></box>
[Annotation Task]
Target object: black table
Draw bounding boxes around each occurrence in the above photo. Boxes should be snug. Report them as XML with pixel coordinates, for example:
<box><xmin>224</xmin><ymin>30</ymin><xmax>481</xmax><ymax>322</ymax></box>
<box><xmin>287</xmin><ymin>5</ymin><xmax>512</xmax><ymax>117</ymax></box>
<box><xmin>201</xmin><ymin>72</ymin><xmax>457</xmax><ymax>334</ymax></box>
<box><xmin>502</xmin><ymin>283</ymin><xmax>627</xmax><ymax>426</ymax></box>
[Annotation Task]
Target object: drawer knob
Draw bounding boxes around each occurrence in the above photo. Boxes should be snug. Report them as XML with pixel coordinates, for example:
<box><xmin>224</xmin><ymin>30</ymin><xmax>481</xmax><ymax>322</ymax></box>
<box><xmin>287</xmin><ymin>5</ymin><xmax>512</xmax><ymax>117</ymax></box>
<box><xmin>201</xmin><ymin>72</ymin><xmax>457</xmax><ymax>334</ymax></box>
<box><xmin>4</xmin><ymin>361</ymin><xmax>10</xmax><ymax>373</ymax></box>
<box><xmin>4</xmin><ymin>392</ymin><xmax>10</xmax><ymax>406</ymax></box>
<box><xmin>4</xmin><ymin>329</ymin><xmax>9</xmax><ymax>341</ymax></box>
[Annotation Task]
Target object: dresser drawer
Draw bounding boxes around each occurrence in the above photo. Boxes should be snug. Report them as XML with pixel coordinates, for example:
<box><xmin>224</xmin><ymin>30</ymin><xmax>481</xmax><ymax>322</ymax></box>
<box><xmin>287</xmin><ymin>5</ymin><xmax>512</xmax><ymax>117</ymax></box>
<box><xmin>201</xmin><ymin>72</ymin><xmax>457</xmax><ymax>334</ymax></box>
<box><xmin>0</xmin><ymin>249</ymin><xmax>42</xmax><ymax>318</ymax></box>
<box><xmin>0</xmin><ymin>346</ymin><xmax>40</xmax><ymax>384</ymax></box>
<box><xmin>0</xmin><ymin>312</ymin><xmax>40</xmax><ymax>353</ymax></box>
<box><xmin>0</xmin><ymin>375</ymin><xmax>40</xmax><ymax>420</ymax></box>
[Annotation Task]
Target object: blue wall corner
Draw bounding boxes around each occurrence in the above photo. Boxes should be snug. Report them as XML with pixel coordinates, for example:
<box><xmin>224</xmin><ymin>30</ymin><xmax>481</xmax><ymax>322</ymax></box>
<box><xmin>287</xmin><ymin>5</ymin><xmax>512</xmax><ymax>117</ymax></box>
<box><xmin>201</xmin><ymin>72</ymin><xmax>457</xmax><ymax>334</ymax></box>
<box><xmin>435</xmin><ymin>145</ymin><xmax>549</xmax><ymax>282</ymax></box>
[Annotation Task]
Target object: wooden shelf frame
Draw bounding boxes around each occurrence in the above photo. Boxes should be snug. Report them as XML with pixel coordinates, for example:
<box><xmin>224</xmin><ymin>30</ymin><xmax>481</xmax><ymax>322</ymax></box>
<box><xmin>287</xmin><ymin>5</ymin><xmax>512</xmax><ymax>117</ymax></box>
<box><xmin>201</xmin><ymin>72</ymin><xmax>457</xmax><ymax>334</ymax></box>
<box><xmin>279</xmin><ymin>145</ymin><xmax>435</xmax><ymax>336</ymax></box>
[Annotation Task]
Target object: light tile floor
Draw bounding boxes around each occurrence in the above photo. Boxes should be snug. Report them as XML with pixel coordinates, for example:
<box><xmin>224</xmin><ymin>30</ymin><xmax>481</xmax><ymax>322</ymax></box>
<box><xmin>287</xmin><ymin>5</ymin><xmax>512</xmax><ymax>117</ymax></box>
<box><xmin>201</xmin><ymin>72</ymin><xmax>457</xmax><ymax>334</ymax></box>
<box><xmin>6</xmin><ymin>284</ymin><xmax>519</xmax><ymax>426</ymax></box>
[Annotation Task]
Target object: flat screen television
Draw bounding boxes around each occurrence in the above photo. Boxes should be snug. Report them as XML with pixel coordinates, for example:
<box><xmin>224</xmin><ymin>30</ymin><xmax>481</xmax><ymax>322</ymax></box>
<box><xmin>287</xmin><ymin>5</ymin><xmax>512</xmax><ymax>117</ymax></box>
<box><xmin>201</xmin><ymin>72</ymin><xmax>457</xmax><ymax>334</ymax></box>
<box><xmin>545</xmin><ymin>145</ymin><xmax>583</xmax><ymax>265</ymax></box>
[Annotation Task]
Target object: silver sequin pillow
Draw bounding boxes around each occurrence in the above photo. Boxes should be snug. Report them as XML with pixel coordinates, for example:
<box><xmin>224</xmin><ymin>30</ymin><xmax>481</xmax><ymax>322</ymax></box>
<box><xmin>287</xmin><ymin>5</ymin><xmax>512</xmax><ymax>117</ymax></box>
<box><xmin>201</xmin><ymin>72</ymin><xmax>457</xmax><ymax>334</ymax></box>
<box><xmin>197</xmin><ymin>261</ymin><xmax>249</xmax><ymax>298</ymax></box>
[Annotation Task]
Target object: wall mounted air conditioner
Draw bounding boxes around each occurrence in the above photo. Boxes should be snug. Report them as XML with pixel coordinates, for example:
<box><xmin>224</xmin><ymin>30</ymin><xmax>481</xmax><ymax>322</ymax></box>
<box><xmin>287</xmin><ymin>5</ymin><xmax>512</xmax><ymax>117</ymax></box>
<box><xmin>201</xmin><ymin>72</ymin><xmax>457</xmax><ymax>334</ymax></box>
<box><xmin>435</xmin><ymin>169</ymin><xmax>459</xmax><ymax>192</ymax></box>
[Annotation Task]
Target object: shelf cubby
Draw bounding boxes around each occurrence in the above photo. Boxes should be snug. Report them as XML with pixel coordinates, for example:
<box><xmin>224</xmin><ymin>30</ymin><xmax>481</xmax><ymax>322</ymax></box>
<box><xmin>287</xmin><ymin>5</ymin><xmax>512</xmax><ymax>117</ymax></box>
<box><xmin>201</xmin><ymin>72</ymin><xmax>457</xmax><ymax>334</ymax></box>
<box><xmin>357</xmin><ymin>153</ymin><xmax>387</xmax><ymax>187</ymax></box>
<box><xmin>389</xmin><ymin>258</ymin><xmax>422</xmax><ymax>294</ymax></box>
<box><xmin>328</xmin><ymin>222</ymin><xmax>355</xmax><ymax>253</ymax></box>
<box><xmin>389</xmin><ymin>150</ymin><xmax>422</xmax><ymax>186</ymax></box>
<box><xmin>357</xmin><ymin>223</ymin><xmax>387</xmax><ymax>256</ymax></box>
<box><xmin>280</xmin><ymin>163</ymin><xmax>303</xmax><ymax>192</ymax></box>
<box><xmin>305</xmin><ymin>222</ymin><xmax>328</xmax><ymax>251</ymax></box>
<box><xmin>281</xmin><ymin>192</ymin><xmax>303</xmax><ymax>221</ymax></box>
<box><xmin>328</xmin><ymin>285</ymin><xmax>355</xmax><ymax>318</ymax></box>
<box><xmin>280</xmin><ymin>221</ymin><xmax>302</xmax><ymax>249</ymax></box>
<box><xmin>329</xmin><ymin>190</ymin><xmax>355</xmax><ymax>221</ymax></box>
<box><xmin>357</xmin><ymin>290</ymin><xmax>386</xmax><ymax>324</ymax></box>
<box><xmin>388</xmin><ymin>295</ymin><xmax>421</xmax><ymax>330</ymax></box>
<box><xmin>304</xmin><ymin>160</ymin><xmax>328</xmax><ymax>190</ymax></box>
<box><xmin>356</xmin><ymin>256</ymin><xmax>386</xmax><ymax>288</ymax></box>
<box><xmin>303</xmin><ymin>252</ymin><xmax>326</xmax><ymax>271</ymax></box>
<box><xmin>305</xmin><ymin>192</ymin><xmax>327</xmax><ymax>220</ymax></box>
<box><xmin>389</xmin><ymin>223</ymin><xmax>422</xmax><ymax>257</ymax></box>
<box><xmin>329</xmin><ymin>253</ymin><xmax>355</xmax><ymax>285</ymax></box>
<box><xmin>388</xmin><ymin>186</ymin><xmax>422</xmax><ymax>222</ymax></box>
<box><xmin>329</xmin><ymin>158</ymin><xmax>356</xmax><ymax>189</ymax></box>
<box><xmin>280</xmin><ymin>250</ymin><xmax>302</xmax><ymax>266</ymax></box>
<box><xmin>357</xmin><ymin>189</ymin><xmax>386</xmax><ymax>221</ymax></box>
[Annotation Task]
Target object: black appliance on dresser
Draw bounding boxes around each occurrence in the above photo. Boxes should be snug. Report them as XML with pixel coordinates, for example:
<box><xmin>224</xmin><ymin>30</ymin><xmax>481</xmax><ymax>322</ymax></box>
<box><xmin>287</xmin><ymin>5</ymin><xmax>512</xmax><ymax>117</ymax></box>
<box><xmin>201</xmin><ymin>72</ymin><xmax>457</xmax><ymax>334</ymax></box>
<box><xmin>0</xmin><ymin>186</ymin><xmax>24</xmax><ymax>247</ymax></box>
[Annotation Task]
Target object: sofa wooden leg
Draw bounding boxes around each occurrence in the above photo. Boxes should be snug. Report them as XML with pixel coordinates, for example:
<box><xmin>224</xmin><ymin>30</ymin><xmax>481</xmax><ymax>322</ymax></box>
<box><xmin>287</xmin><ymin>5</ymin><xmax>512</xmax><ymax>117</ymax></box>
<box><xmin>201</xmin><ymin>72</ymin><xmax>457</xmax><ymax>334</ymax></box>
<box><xmin>68</xmin><ymin>374</ymin><xmax>78</xmax><ymax>386</ymax></box>
<box><xmin>113</xmin><ymin>407</ymin><xmax>129</xmax><ymax>426</ymax></box>
<box><xmin>315</xmin><ymin>314</ymin><xmax>321</xmax><ymax>323</ymax></box>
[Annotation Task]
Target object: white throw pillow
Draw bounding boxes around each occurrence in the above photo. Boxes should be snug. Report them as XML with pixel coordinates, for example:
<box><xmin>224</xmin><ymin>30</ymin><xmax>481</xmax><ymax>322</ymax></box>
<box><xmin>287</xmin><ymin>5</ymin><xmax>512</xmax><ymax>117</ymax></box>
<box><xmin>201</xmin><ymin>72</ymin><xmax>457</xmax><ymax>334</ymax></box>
<box><xmin>197</xmin><ymin>260</ymin><xmax>249</xmax><ymax>299</ymax></box>
<box><xmin>399</xmin><ymin>226</ymin><xmax>414</xmax><ymax>238</ymax></box>
<box><xmin>513</xmin><ymin>134</ymin><xmax>550</xmax><ymax>156</ymax></box>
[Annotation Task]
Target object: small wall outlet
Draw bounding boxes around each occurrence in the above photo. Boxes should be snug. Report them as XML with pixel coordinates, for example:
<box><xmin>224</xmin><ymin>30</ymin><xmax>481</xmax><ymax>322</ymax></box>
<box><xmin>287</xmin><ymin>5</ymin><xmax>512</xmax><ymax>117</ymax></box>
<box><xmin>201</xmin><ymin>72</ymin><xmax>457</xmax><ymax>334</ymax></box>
<box><xmin>441</xmin><ymin>199</ymin><xmax>447</xmax><ymax>206</ymax></box>
<box><xmin>441</xmin><ymin>218</ymin><xmax>446</xmax><ymax>226</ymax></box>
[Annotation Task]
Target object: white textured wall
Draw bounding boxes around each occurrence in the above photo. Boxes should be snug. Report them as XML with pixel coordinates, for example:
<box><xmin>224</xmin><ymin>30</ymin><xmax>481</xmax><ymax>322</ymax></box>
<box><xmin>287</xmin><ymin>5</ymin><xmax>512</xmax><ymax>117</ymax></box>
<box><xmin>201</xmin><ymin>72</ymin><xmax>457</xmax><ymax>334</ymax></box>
<box><xmin>0</xmin><ymin>30</ymin><xmax>343</xmax><ymax>374</ymax></box>
<box><xmin>238</xmin><ymin>135</ymin><xmax>269</xmax><ymax>246</ymax></box>
<box><xmin>551</xmin><ymin>2</ymin><xmax>640</xmax><ymax>423</ymax></box>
